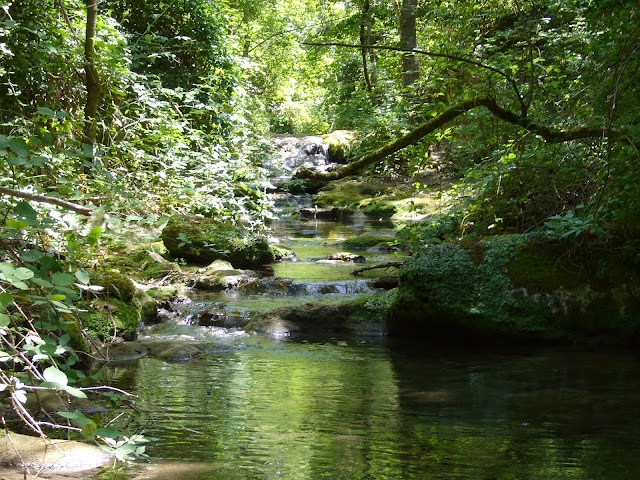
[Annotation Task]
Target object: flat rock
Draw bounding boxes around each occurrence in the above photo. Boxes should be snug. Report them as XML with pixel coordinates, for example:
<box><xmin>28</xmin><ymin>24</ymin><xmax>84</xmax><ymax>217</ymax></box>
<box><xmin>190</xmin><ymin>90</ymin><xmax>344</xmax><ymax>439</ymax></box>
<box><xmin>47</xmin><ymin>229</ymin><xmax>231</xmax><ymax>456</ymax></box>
<box><xmin>0</xmin><ymin>431</ymin><xmax>113</xmax><ymax>473</ymax></box>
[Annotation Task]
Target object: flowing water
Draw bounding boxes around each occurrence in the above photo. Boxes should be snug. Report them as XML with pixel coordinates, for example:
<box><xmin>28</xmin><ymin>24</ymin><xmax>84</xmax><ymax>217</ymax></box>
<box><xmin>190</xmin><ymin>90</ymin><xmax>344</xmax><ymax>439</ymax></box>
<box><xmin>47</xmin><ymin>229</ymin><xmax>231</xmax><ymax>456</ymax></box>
<box><xmin>104</xmin><ymin>138</ymin><xmax>640</xmax><ymax>479</ymax></box>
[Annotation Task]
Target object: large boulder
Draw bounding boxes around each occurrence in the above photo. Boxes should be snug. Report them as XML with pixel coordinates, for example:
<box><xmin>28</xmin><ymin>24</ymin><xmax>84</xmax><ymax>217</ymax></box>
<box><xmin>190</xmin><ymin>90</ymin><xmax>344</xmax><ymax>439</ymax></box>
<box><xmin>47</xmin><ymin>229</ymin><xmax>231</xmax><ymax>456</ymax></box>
<box><xmin>388</xmin><ymin>236</ymin><xmax>640</xmax><ymax>344</ymax></box>
<box><xmin>194</xmin><ymin>260</ymin><xmax>256</xmax><ymax>291</ymax></box>
<box><xmin>161</xmin><ymin>215</ymin><xmax>279</xmax><ymax>268</ymax></box>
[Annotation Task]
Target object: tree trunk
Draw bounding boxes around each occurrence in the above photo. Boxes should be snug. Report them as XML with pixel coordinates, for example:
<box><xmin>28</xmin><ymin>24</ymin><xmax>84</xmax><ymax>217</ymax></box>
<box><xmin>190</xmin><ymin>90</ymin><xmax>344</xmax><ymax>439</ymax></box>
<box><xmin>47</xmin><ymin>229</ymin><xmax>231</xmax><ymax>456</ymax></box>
<box><xmin>83</xmin><ymin>0</ymin><xmax>100</xmax><ymax>152</ymax></box>
<box><xmin>400</xmin><ymin>0</ymin><xmax>419</xmax><ymax>87</ymax></box>
<box><xmin>360</xmin><ymin>0</ymin><xmax>373</xmax><ymax>92</ymax></box>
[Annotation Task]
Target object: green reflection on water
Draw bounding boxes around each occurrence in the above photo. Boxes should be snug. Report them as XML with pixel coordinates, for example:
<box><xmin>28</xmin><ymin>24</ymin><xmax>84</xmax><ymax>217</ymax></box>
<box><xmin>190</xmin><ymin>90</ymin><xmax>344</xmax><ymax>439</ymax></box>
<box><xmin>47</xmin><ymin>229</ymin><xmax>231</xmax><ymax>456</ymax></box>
<box><xmin>109</xmin><ymin>340</ymin><xmax>640</xmax><ymax>480</ymax></box>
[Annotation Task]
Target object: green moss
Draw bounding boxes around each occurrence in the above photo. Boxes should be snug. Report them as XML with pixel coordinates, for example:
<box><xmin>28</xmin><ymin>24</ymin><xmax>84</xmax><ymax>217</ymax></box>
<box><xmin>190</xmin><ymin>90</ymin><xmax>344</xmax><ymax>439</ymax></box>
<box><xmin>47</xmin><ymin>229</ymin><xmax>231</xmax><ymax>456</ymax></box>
<box><xmin>161</xmin><ymin>215</ymin><xmax>277</xmax><ymax>268</ymax></box>
<box><xmin>323</xmin><ymin>130</ymin><xmax>357</xmax><ymax>163</ymax></box>
<box><xmin>79</xmin><ymin>299</ymin><xmax>141</xmax><ymax>341</ymax></box>
<box><xmin>314</xmin><ymin>178</ymin><xmax>391</xmax><ymax>209</ymax></box>
<box><xmin>138</xmin><ymin>261</ymin><xmax>181</xmax><ymax>281</ymax></box>
<box><xmin>105</xmin><ymin>242</ymin><xmax>168</xmax><ymax>271</ymax></box>
<box><xmin>362</xmin><ymin>201</ymin><xmax>397</xmax><ymax>218</ymax></box>
<box><xmin>63</xmin><ymin>316</ymin><xmax>90</xmax><ymax>353</ymax></box>
<box><xmin>389</xmin><ymin>236</ymin><xmax>640</xmax><ymax>340</ymax></box>
<box><xmin>92</xmin><ymin>271</ymin><xmax>137</xmax><ymax>302</ymax></box>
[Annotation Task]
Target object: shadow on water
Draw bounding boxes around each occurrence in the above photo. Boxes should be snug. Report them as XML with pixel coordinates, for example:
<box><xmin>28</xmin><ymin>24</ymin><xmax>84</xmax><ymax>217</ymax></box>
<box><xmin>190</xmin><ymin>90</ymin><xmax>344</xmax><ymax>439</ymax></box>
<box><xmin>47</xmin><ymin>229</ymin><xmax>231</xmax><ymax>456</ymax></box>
<box><xmin>107</xmin><ymin>335</ymin><xmax>640</xmax><ymax>480</ymax></box>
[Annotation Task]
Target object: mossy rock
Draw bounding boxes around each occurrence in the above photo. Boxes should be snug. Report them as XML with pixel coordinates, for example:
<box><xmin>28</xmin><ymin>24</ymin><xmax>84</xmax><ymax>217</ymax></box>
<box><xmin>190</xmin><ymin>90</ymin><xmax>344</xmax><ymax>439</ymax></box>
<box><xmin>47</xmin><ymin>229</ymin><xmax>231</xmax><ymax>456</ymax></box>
<box><xmin>314</xmin><ymin>178</ymin><xmax>391</xmax><ymax>209</ymax></box>
<box><xmin>343</xmin><ymin>235</ymin><xmax>396</xmax><ymax>250</ymax></box>
<box><xmin>323</xmin><ymin>130</ymin><xmax>357</xmax><ymax>164</ymax></box>
<box><xmin>161</xmin><ymin>215</ymin><xmax>279</xmax><ymax>268</ymax></box>
<box><xmin>91</xmin><ymin>271</ymin><xmax>137</xmax><ymax>302</ymax></box>
<box><xmin>104</xmin><ymin>242</ymin><xmax>169</xmax><ymax>273</ymax></box>
<box><xmin>388</xmin><ymin>236</ymin><xmax>640</xmax><ymax>343</ymax></box>
<box><xmin>79</xmin><ymin>298</ymin><xmax>141</xmax><ymax>341</ymax></box>
<box><xmin>362</xmin><ymin>201</ymin><xmax>397</xmax><ymax>218</ymax></box>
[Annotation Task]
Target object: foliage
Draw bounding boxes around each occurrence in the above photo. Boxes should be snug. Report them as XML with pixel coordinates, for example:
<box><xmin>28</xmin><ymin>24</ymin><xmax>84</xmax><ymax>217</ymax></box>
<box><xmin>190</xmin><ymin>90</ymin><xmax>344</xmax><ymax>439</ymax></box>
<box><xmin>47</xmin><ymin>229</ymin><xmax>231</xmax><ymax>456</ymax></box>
<box><xmin>0</xmin><ymin>201</ymin><xmax>143</xmax><ymax>454</ymax></box>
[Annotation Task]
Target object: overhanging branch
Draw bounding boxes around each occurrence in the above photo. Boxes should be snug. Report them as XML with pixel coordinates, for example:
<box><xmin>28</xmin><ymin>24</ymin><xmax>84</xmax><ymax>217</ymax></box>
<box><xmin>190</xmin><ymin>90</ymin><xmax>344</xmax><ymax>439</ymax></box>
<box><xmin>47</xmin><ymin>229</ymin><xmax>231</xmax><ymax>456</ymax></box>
<box><xmin>295</xmin><ymin>96</ymin><xmax>618</xmax><ymax>182</ymax></box>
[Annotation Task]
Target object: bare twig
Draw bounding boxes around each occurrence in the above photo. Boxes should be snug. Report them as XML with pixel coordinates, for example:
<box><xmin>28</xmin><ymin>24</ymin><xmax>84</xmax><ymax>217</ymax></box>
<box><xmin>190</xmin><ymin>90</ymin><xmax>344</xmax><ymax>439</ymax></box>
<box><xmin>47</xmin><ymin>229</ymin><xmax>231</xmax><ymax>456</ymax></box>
<box><xmin>352</xmin><ymin>261</ymin><xmax>404</xmax><ymax>276</ymax></box>
<box><xmin>0</xmin><ymin>186</ymin><xmax>93</xmax><ymax>216</ymax></box>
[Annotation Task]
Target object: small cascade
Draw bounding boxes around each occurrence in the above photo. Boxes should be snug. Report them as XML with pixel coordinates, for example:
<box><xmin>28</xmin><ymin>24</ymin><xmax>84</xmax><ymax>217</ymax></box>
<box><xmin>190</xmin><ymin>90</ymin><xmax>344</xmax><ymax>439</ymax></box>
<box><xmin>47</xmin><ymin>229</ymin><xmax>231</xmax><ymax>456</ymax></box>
<box><xmin>144</xmin><ymin>133</ymin><xmax>400</xmax><ymax>338</ymax></box>
<box><xmin>239</xmin><ymin>278</ymin><xmax>379</xmax><ymax>296</ymax></box>
<box><xmin>266</xmin><ymin>135</ymin><xmax>335</xmax><ymax>181</ymax></box>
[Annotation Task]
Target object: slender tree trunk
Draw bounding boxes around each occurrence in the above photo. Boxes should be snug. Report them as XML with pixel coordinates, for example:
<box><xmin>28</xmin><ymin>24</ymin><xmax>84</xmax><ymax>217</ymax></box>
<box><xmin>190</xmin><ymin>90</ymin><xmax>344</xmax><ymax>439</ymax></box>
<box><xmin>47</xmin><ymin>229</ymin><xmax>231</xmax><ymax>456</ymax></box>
<box><xmin>360</xmin><ymin>0</ymin><xmax>373</xmax><ymax>92</ymax></box>
<box><xmin>400</xmin><ymin>0</ymin><xmax>419</xmax><ymax>87</ymax></box>
<box><xmin>83</xmin><ymin>0</ymin><xmax>100</xmax><ymax>152</ymax></box>
<box><xmin>242</xmin><ymin>9</ymin><xmax>251</xmax><ymax>57</ymax></box>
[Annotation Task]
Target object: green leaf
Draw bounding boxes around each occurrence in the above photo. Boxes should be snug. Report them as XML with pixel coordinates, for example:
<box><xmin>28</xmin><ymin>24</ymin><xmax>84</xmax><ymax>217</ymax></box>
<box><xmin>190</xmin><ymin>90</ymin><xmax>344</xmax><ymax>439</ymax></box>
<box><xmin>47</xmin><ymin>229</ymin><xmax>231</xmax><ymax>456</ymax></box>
<box><xmin>9</xmin><ymin>280</ymin><xmax>29</xmax><ymax>291</ymax></box>
<box><xmin>43</xmin><ymin>366</ymin><xmax>68</xmax><ymax>388</ymax></box>
<box><xmin>87</xmin><ymin>226</ymin><xmax>102</xmax><ymax>246</ymax></box>
<box><xmin>31</xmin><ymin>277</ymin><xmax>54</xmax><ymax>288</ymax></box>
<box><xmin>95</xmin><ymin>426</ymin><xmax>121</xmax><ymax>439</ymax></box>
<box><xmin>14</xmin><ymin>202</ymin><xmax>38</xmax><ymax>224</ymax></box>
<box><xmin>51</xmin><ymin>272</ymin><xmax>75</xmax><ymax>287</ymax></box>
<box><xmin>82</xmin><ymin>422</ymin><xmax>98</xmax><ymax>438</ymax></box>
<box><xmin>6</xmin><ymin>219</ymin><xmax>27</xmax><ymax>229</ymax></box>
<box><xmin>14</xmin><ymin>267</ymin><xmax>34</xmax><ymax>281</ymax></box>
<box><xmin>37</xmin><ymin>107</ymin><xmax>57</xmax><ymax>118</ymax></box>
<box><xmin>58</xmin><ymin>410</ymin><xmax>95</xmax><ymax>432</ymax></box>
<box><xmin>38</xmin><ymin>344</ymin><xmax>57</xmax><ymax>355</ymax></box>
<box><xmin>75</xmin><ymin>269</ymin><xmax>91</xmax><ymax>285</ymax></box>
<box><xmin>0</xmin><ymin>293</ymin><xmax>13</xmax><ymax>308</ymax></box>
<box><xmin>64</xmin><ymin>385</ymin><xmax>88</xmax><ymax>399</ymax></box>
<box><xmin>30</xmin><ymin>156</ymin><xmax>48</xmax><ymax>167</ymax></box>
<box><xmin>8</xmin><ymin>137</ymin><xmax>30</xmax><ymax>157</ymax></box>
<box><xmin>0</xmin><ymin>313</ymin><xmax>10</xmax><ymax>327</ymax></box>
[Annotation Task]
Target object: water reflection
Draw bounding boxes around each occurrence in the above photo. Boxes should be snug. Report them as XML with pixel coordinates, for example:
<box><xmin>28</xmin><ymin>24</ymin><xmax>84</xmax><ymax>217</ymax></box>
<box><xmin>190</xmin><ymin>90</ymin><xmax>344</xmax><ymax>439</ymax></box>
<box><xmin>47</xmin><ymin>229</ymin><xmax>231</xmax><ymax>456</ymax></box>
<box><xmin>108</xmin><ymin>338</ymin><xmax>640</xmax><ymax>480</ymax></box>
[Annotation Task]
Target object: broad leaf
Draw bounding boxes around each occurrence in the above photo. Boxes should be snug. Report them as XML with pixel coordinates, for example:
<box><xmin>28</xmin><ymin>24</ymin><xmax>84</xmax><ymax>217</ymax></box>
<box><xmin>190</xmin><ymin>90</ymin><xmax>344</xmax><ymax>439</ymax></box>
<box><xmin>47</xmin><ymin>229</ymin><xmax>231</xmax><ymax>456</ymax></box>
<box><xmin>43</xmin><ymin>366</ymin><xmax>68</xmax><ymax>389</ymax></box>
<box><xmin>51</xmin><ymin>272</ymin><xmax>75</xmax><ymax>287</ymax></box>
<box><xmin>64</xmin><ymin>385</ymin><xmax>88</xmax><ymax>399</ymax></box>
<box><xmin>8</xmin><ymin>137</ymin><xmax>30</xmax><ymax>157</ymax></box>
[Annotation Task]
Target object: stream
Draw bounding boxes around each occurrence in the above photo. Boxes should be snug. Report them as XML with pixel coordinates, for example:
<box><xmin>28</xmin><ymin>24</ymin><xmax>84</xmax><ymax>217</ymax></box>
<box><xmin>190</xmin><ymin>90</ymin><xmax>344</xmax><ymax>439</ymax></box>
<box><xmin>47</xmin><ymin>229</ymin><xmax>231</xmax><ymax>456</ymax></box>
<box><xmin>103</xmin><ymin>137</ymin><xmax>640</xmax><ymax>479</ymax></box>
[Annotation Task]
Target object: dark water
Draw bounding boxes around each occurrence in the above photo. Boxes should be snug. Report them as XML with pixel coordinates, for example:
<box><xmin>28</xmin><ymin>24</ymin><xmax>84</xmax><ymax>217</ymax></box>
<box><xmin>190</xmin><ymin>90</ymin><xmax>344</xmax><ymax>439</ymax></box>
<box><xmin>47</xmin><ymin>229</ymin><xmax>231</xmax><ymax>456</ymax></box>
<box><xmin>108</xmin><ymin>336</ymin><xmax>640</xmax><ymax>480</ymax></box>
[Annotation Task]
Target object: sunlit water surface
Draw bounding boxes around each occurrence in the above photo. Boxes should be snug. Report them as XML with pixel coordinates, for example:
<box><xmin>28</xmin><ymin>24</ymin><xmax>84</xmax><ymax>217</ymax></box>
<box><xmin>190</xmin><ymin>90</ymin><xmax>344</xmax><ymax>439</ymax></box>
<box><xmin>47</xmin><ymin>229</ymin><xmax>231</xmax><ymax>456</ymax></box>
<box><xmin>107</xmin><ymin>336</ymin><xmax>640</xmax><ymax>480</ymax></box>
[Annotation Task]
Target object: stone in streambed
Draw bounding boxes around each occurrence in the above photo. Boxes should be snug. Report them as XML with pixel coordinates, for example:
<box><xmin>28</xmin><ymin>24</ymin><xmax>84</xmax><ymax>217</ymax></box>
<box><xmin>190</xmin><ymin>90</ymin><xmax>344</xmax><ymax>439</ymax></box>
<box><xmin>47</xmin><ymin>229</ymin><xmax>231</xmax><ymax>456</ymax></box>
<box><xmin>0</xmin><ymin>430</ymin><xmax>113</xmax><ymax>473</ymax></box>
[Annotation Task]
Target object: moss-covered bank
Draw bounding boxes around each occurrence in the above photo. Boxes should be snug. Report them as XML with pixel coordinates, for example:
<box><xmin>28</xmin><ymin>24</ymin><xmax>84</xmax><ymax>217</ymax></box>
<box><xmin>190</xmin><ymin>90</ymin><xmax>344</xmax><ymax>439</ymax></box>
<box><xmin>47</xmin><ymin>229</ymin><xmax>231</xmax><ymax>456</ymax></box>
<box><xmin>388</xmin><ymin>236</ymin><xmax>640</xmax><ymax>344</ymax></box>
<box><xmin>245</xmin><ymin>292</ymin><xmax>395</xmax><ymax>337</ymax></box>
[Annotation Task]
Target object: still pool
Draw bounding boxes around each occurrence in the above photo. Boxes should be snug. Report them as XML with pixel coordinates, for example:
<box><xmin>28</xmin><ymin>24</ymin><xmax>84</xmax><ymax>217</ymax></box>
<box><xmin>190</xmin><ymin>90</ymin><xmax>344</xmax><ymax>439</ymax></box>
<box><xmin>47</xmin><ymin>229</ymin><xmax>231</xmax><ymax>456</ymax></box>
<box><xmin>106</xmin><ymin>335</ymin><xmax>640</xmax><ymax>480</ymax></box>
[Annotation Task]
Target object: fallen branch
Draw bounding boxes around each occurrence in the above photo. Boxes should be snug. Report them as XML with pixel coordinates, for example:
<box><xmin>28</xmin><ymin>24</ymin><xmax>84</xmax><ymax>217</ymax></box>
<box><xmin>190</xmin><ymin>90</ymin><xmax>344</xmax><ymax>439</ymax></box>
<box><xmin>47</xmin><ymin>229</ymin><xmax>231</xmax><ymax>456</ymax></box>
<box><xmin>0</xmin><ymin>186</ymin><xmax>93</xmax><ymax>216</ymax></box>
<box><xmin>352</xmin><ymin>261</ymin><xmax>405</xmax><ymax>276</ymax></box>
